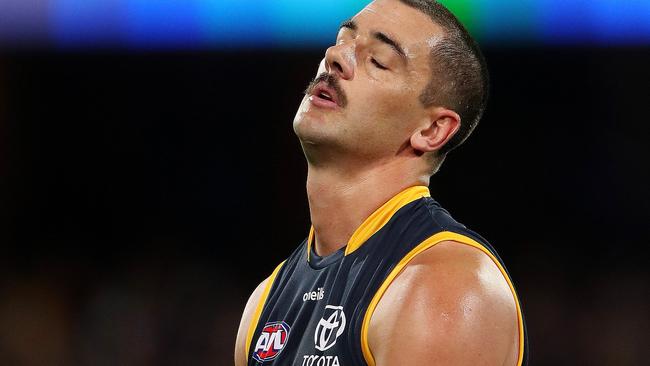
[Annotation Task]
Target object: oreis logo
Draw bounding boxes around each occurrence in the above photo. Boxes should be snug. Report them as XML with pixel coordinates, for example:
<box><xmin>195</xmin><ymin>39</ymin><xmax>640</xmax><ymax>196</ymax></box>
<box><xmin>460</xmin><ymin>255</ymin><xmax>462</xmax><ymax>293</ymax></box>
<box><xmin>303</xmin><ymin>287</ymin><xmax>325</xmax><ymax>302</ymax></box>
<box><xmin>253</xmin><ymin>321</ymin><xmax>291</xmax><ymax>362</ymax></box>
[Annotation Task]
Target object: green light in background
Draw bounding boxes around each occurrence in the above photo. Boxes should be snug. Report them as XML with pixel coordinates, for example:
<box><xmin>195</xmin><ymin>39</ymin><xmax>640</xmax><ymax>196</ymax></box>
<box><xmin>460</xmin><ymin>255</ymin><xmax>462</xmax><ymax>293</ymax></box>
<box><xmin>439</xmin><ymin>0</ymin><xmax>478</xmax><ymax>35</ymax></box>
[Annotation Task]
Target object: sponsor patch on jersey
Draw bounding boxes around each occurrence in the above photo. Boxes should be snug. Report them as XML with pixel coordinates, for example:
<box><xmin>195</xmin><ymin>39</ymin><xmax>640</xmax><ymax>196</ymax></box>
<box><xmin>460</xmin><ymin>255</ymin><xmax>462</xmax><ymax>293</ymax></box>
<box><xmin>315</xmin><ymin>305</ymin><xmax>346</xmax><ymax>351</ymax></box>
<box><xmin>253</xmin><ymin>321</ymin><xmax>291</xmax><ymax>362</ymax></box>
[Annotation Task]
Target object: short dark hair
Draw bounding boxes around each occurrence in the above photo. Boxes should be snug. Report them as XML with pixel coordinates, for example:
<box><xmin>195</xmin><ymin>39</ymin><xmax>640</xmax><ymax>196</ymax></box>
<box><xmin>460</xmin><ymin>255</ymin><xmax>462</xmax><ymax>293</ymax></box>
<box><xmin>399</xmin><ymin>0</ymin><xmax>489</xmax><ymax>162</ymax></box>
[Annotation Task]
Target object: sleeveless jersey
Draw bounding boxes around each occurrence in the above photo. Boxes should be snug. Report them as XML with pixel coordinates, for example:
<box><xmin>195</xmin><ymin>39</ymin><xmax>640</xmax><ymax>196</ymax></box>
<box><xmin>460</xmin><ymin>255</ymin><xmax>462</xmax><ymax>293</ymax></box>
<box><xmin>246</xmin><ymin>186</ymin><xmax>528</xmax><ymax>366</ymax></box>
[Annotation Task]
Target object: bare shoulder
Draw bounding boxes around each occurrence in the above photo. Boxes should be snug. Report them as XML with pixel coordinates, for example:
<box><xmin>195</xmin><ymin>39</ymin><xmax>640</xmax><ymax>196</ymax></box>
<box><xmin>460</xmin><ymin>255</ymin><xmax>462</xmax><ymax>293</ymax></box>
<box><xmin>368</xmin><ymin>240</ymin><xmax>519</xmax><ymax>366</ymax></box>
<box><xmin>234</xmin><ymin>277</ymin><xmax>270</xmax><ymax>366</ymax></box>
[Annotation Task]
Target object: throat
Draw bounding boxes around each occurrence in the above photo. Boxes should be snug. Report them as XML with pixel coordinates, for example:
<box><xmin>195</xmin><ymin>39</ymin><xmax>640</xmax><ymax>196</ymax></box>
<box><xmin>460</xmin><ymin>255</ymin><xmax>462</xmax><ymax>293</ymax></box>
<box><xmin>306</xmin><ymin>162</ymin><xmax>426</xmax><ymax>257</ymax></box>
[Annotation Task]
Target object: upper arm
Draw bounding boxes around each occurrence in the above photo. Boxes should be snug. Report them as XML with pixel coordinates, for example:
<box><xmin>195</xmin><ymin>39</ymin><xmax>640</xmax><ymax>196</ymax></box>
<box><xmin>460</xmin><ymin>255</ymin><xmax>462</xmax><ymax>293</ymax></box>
<box><xmin>368</xmin><ymin>241</ymin><xmax>519</xmax><ymax>366</ymax></box>
<box><xmin>234</xmin><ymin>277</ymin><xmax>269</xmax><ymax>366</ymax></box>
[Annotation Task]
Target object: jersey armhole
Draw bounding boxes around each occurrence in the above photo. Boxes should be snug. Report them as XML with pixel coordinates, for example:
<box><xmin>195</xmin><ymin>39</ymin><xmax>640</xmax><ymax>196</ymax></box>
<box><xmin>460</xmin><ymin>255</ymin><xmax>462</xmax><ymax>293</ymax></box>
<box><xmin>244</xmin><ymin>260</ymin><xmax>286</xmax><ymax>358</ymax></box>
<box><xmin>360</xmin><ymin>231</ymin><xmax>525</xmax><ymax>366</ymax></box>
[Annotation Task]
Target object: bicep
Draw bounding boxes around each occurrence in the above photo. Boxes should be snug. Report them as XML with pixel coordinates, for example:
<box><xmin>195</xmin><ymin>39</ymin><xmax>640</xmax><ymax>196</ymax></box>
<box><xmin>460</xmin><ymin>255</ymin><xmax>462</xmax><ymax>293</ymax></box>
<box><xmin>234</xmin><ymin>278</ymin><xmax>269</xmax><ymax>366</ymax></box>
<box><xmin>368</xmin><ymin>242</ymin><xmax>518</xmax><ymax>366</ymax></box>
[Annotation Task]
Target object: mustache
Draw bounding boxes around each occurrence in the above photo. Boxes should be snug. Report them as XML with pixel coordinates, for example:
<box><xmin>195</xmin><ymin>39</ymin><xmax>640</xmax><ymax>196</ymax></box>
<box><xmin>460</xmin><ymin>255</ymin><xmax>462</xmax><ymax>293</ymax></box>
<box><xmin>304</xmin><ymin>73</ymin><xmax>348</xmax><ymax>108</ymax></box>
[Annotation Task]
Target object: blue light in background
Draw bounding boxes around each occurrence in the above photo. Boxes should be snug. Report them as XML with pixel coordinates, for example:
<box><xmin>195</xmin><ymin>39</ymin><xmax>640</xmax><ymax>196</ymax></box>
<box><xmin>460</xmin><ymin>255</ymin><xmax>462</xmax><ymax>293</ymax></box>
<box><xmin>198</xmin><ymin>0</ymin><xmax>274</xmax><ymax>48</ymax></box>
<box><xmin>474</xmin><ymin>0</ymin><xmax>541</xmax><ymax>44</ymax></box>
<box><xmin>267</xmin><ymin>0</ymin><xmax>366</xmax><ymax>47</ymax></box>
<box><xmin>2</xmin><ymin>0</ymin><xmax>650</xmax><ymax>49</ymax></box>
<box><xmin>539</xmin><ymin>0</ymin><xmax>611</xmax><ymax>44</ymax></box>
<box><xmin>50</xmin><ymin>0</ymin><xmax>128</xmax><ymax>46</ymax></box>
<box><xmin>122</xmin><ymin>0</ymin><xmax>205</xmax><ymax>48</ymax></box>
<box><xmin>538</xmin><ymin>0</ymin><xmax>650</xmax><ymax>44</ymax></box>
<box><xmin>591</xmin><ymin>0</ymin><xmax>650</xmax><ymax>43</ymax></box>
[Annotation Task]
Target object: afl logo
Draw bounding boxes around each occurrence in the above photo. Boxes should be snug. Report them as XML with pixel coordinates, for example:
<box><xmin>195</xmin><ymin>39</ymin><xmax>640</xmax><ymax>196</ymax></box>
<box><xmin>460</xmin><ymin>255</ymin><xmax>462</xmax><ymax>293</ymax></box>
<box><xmin>253</xmin><ymin>321</ymin><xmax>291</xmax><ymax>362</ymax></box>
<box><xmin>314</xmin><ymin>305</ymin><xmax>346</xmax><ymax>351</ymax></box>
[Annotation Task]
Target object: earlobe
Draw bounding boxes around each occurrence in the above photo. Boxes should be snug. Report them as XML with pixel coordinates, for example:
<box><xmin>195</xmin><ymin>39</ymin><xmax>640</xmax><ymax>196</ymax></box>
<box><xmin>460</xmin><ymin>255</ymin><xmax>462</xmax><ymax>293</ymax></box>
<box><xmin>410</xmin><ymin>108</ymin><xmax>461</xmax><ymax>153</ymax></box>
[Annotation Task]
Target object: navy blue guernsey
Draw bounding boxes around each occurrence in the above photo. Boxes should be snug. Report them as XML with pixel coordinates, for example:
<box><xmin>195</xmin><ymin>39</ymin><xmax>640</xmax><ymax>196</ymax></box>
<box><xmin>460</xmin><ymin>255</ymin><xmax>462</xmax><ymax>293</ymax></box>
<box><xmin>246</xmin><ymin>186</ymin><xmax>528</xmax><ymax>366</ymax></box>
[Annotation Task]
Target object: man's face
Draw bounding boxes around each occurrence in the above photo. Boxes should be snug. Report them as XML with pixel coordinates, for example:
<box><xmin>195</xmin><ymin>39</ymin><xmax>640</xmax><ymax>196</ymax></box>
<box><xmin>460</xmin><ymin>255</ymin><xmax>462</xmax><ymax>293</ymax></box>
<box><xmin>293</xmin><ymin>0</ymin><xmax>444</xmax><ymax>164</ymax></box>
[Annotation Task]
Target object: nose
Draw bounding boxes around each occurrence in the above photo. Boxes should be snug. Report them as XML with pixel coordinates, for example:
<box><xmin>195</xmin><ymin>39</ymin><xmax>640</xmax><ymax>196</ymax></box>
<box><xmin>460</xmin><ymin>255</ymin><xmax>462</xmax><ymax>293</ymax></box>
<box><xmin>324</xmin><ymin>43</ymin><xmax>355</xmax><ymax>80</ymax></box>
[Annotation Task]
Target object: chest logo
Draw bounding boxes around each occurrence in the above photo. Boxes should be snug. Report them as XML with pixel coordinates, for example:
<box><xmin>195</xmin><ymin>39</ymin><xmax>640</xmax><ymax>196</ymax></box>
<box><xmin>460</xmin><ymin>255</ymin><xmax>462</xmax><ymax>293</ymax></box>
<box><xmin>303</xmin><ymin>287</ymin><xmax>325</xmax><ymax>302</ymax></box>
<box><xmin>314</xmin><ymin>305</ymin><xmax>346</xmax><ymax>351</ymax></box>
<box><xmin>253</xmin><ymin>321</ymin><xmax>291</xmax><ymax>362</ymax></box>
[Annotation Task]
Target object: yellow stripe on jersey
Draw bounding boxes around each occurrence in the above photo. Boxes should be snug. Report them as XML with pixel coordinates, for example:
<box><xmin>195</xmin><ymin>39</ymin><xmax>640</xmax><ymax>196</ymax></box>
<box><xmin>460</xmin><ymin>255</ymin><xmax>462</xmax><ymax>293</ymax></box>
<box><xmin>307</xmin><ymin>226</ymin><xmax>315</xmax><ymax>262</ymax></box>
<box><xmin>245</xmin><ymin>260</ymin><xmax>286</xmax><ymax>358</ymax></box>
<box><xmin>307</xmin><ymin>185</ymin><xmax>431</xmax><ymax>260</ymax></box>
<box><xmin>360</xmin><ymin>231</ymin><xmax>525</xmax><ymax>366</ymax></box>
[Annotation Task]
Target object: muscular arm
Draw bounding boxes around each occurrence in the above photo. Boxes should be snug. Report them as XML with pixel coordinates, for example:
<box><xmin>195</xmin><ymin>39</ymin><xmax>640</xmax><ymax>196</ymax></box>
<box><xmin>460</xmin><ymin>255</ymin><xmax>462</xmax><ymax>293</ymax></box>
<box><xmin>368</xmin><ymin>241</ymin><xmax>519</xmax><ymax>366</ymax></box>
<box><xmin>234</xmin><ymin>278</ymin><xmax>269</xmax><ymax>366</ymax></box>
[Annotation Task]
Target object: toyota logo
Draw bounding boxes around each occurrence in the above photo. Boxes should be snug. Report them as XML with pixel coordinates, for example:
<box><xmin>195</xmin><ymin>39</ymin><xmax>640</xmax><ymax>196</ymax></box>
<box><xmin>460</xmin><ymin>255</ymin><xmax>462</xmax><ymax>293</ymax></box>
<box><xmin>314</xmin><ymin>305</ymin><xmax>347</xmax><ymax>351</ymax></box>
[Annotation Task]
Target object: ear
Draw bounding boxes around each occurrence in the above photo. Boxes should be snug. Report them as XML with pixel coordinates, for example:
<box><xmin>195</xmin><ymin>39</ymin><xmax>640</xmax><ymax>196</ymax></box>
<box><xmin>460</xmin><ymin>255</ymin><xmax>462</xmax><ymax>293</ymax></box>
<box><xmin>410</xmin><ymin>107</ymin><xmax>461</xmax><ymax>154</ymax></box>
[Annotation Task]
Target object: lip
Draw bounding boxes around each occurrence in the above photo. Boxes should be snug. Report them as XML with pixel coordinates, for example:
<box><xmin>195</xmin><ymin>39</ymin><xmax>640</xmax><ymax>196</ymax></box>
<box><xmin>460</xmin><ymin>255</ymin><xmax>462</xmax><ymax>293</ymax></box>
<box><xmin>309</xmin><ymin>82</ymin><xmax>340</xmax><ymax>109</ymax></box>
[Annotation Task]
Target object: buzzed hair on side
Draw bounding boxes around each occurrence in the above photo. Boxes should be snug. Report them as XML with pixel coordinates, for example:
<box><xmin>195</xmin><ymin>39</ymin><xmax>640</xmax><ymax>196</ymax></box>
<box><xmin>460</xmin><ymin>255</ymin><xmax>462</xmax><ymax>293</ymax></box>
<box><xmin>399</xmin><ymin>0</ymin><xmax>489</xmax><ymax>170</ymax></box>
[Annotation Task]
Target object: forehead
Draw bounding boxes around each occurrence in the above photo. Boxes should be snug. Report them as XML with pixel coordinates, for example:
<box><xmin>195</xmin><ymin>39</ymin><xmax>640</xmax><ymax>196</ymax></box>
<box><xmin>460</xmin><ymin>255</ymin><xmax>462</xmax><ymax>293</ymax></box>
<box><xmin>351</xmin><ymin>0</ymin><xmax>444</xmax><ymax>57</ymax></box>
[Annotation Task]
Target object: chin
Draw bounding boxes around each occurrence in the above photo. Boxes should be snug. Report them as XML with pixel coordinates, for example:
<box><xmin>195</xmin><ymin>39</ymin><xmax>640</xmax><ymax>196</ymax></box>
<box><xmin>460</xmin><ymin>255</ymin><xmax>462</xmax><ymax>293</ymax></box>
<box><xmin>293</xmin><ymin>118</ymin><xmax>323</xmax><ymax>145</ymax></box>
<box><xmin>293</xmin><ymin>108</ymin><xmax>327</xmax><ymax>140</ymax></box>
<box><xmin>294</xmin><ymin>119</ymin><xmax>341</xmax><ymax>153</ymax></box>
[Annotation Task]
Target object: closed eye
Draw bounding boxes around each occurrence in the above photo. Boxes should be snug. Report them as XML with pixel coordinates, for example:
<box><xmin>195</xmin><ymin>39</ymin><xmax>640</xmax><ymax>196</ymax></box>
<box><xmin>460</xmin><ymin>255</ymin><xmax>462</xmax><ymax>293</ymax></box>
<box><xmin>371</xmin><ymin>58</ymin><xmax>388</xmax><ymax>70</ymax></box>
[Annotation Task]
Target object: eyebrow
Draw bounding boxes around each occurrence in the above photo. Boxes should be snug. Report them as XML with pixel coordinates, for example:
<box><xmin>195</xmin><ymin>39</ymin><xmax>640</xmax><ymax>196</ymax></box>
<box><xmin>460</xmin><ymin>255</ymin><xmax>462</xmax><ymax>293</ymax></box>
<box><xmin>338</xmin><ymin>19</ymin><xmax>407</xmax><ymax>62</ymax></box>
<box><xmin>373</xmin><ymin>31</ymin><xmax>407</xmax><ymax>61</ymax></box>
<box><xmin>339</xmin><ymin>19</ymin><xmax>357</xmax><ymax>31</ymax></box>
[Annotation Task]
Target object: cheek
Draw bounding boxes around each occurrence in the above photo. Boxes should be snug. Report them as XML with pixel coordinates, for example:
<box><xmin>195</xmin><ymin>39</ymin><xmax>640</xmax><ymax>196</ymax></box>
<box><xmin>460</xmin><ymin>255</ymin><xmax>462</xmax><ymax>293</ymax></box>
<box><xmin>357</xmin><ymin>85</ymin><xmax>419</xmax><ymax>125</ymax></box>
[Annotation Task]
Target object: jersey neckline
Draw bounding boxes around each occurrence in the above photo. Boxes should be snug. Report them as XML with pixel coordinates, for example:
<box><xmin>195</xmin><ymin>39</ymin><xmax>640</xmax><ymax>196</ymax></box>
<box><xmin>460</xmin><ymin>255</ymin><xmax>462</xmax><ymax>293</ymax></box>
<box><xmin>307</xmin><ymin>185</ymin><xmax>431</xmax><ymax>263</ymax></box>
<box><xmin>308</xmin><ymin>241</ymin><xmax>346</xmax><ymax>269</ymax></box>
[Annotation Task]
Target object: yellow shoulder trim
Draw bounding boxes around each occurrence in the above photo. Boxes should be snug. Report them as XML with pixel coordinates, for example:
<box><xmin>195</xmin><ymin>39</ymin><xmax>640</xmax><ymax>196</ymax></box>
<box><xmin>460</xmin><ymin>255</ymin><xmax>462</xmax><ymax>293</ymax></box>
<box><xmin>361</xmin><ymin>232</ymin><xmax>525</xmax><ymax>366</ymax></box>
<box><xmin>245</xmin><ymin>260</ymin><xmax>286</xmax><ymax>358</ymax></box>
<box><xmin>307</xmin><ymin>226</ymin><xmax>315</xmax><ymax>262</ymax></box>
<box><xmin>307</xmin><ymin>186</ymin><xmax>431</xmax><ymax>259</ymax></box>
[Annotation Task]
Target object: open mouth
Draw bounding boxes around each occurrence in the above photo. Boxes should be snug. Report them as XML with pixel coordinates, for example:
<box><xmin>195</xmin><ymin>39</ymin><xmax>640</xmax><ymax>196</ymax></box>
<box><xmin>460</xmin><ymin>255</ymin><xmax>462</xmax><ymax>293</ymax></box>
<box><xmin>317</xmin><ymin>90</ymin><xmax>334</xmax><ymax>102</ymax></box>
<box><xmin>310</xmin><ymin>83</ymin><xmax>339</xmax><ymax>108</ymax></box>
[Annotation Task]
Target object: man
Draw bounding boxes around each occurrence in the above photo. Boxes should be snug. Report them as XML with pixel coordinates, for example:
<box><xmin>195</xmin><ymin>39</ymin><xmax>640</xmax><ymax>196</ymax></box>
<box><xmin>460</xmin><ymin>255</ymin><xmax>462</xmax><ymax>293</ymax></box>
<box><xmin>235</xmin><ymin>0</ymin><xmax>528</xmax><ymax>365</ymax></box>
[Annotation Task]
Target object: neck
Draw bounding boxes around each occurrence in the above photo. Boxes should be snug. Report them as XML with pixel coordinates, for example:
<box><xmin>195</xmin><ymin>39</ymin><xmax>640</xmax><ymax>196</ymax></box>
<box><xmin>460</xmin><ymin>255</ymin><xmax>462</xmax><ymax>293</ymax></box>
<box><xmin>306</xmin><ymin>158</ymin><xmax>429</xmax><ymax>256</ymax></box>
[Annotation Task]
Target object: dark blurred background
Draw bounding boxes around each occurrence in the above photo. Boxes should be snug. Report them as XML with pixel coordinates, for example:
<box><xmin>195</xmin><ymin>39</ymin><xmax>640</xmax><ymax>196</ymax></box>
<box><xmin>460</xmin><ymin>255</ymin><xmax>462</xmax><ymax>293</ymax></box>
<box><xmin>1</xmin><ymin>1</ymin><xmax>650</xmax><ymax>366</ymax></box>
